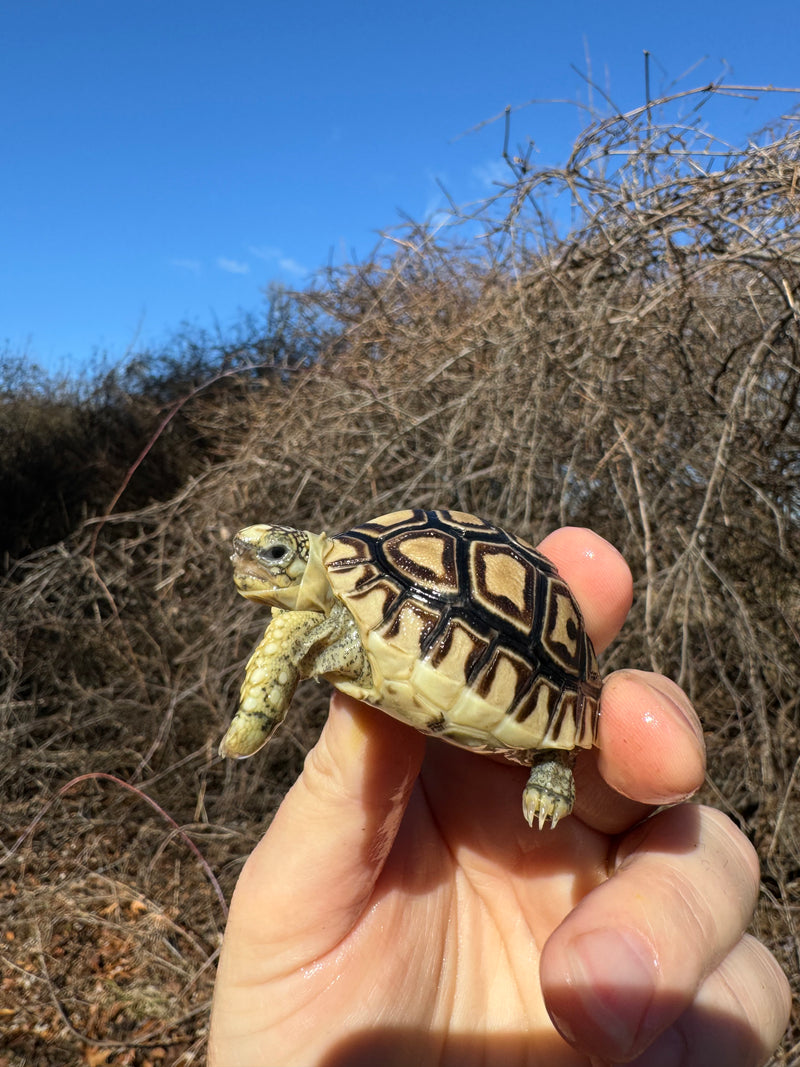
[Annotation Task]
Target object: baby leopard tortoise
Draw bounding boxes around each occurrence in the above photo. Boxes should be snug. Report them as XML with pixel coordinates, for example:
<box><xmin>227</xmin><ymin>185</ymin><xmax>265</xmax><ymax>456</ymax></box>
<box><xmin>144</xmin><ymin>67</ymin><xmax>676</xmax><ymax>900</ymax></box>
<box><xmin>219</xmin><ymin>508</ymin><xmax>602</xmax><ymax>828</ymax></box>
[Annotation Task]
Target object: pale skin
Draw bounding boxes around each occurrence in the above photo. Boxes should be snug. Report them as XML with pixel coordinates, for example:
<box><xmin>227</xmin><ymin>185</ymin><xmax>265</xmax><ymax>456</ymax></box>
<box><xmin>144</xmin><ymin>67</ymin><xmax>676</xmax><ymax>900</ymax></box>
<box><xmin>208</xmin><ymin>528</ymin><xmax>791</xmax><ymax>1066</ymax></box>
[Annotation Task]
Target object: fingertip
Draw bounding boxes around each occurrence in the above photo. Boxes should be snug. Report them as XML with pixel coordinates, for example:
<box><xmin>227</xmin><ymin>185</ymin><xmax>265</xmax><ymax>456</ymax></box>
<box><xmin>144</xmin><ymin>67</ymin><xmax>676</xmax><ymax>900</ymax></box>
<box><xmin>596</xmin><ymin>670</ymin><xmax>706</xmax><ymax>808</ymax></box>
<box><xmin>540</xmin><ymin>923</ymin><xmax>660</xmax><ymax>1060</ymax></box>
<box><xmin>542</xmin><ymin>803</ymin><xmax>772</xmax><ymax>1063</ymax></box>
<box><xmin>537</xmin><ymin>527</ymin><xmax>633</xmax><ymax>653</ymax></box>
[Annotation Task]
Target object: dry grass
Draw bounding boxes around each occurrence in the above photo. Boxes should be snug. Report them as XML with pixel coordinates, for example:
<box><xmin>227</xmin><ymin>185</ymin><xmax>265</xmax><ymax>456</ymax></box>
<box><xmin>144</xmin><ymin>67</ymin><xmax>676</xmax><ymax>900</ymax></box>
<box><xmin>1</xmin><ymin>85</ymin><xmax>799</xmax><ymax>1064</ymax></box>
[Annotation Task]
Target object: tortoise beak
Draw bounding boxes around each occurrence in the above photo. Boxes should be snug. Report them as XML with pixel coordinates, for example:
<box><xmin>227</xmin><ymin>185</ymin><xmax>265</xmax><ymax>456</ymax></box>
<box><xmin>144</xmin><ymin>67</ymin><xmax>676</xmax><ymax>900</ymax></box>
<box><xmin>231</xmin><ymin>536</ymin><xmax>257</xmax><ymax>563</ymax></box>
<box><xmin>231</xmin><ymin>536</ymin><xmax>274</xmax><ymax>588</ymax></box>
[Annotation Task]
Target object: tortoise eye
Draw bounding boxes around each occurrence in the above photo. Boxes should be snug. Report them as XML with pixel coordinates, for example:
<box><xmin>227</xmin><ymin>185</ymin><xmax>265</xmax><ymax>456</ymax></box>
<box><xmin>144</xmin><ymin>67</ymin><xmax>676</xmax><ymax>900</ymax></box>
<box><xmin>260</xmin><ymin>543</ymin><xmax>291</xmax><ymax>563</ymax></box>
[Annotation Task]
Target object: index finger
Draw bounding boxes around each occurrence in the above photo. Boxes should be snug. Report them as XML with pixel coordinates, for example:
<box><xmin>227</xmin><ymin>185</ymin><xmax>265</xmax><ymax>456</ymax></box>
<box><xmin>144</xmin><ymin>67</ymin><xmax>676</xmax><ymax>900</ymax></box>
<box><xmin>538</xmin><ymin>527</ymin><xmax>706</xmax><ymax>833</ymax></box>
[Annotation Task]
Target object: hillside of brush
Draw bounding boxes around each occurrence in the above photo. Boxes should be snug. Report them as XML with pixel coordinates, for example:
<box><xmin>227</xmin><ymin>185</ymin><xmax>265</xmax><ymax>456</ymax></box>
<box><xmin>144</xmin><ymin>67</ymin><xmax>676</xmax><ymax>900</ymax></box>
<box><xmin>1</xmin><ymin>87</ymin><xmax>799</xmax><ymax>1065</ymax></box>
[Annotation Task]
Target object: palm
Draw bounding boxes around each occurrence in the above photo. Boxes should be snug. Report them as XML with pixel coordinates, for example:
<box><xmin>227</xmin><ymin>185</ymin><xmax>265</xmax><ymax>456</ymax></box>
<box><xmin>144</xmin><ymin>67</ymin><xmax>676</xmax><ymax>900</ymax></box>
<box><xmin>209</xmin><ymin>530</ymin><xmax>790</xmax><ymax>1066</ymax></box>
<box><xmin>213</xmin><ymin>721</ymin><xmax>623</xmax><ymax>1066</ymax></box>
<box><xmin>305</xmin><ymin>745</ymin><xmax>607</xmax><ymax>1064</ymax></box>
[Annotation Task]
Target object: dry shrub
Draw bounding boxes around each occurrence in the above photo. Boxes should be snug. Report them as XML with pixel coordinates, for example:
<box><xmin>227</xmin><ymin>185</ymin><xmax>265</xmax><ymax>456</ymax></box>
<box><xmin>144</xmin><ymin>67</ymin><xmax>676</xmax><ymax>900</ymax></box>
<box><xmin>1</xmin><ymin>87</ymin><xmax>798</xmax><ymax>1063</ymax></box>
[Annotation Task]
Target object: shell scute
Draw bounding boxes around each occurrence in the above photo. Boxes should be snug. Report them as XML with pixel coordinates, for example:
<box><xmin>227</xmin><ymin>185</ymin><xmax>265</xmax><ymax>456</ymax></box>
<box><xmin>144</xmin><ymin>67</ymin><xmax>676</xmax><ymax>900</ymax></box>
<box><xmin>540</xmin><ymin>578</ymin><xmax>584</xmax><ymax>673</ymax></box>
<box><xmin>468</xmin><ymin>540</ymin><xmax>537</xmax><ymax>634</ymax></box>
<box><xmin>383</xmin><ymin>528</ymin><xmax>460</xmax><ymax>595</ymax></box>
<box><xmin>381</xmin><ymin>597</ymin><xmax>441</xmax><ymax>657</ymax></box>
<box><xmin>428</xmin><ymin>616</ymin><xmax>491</xmax><ymax>684</ymax></box>
<box><xmin>471</xmin><ymin>645</ymin><xmax>532</xmax><ymax>709</ymax></box>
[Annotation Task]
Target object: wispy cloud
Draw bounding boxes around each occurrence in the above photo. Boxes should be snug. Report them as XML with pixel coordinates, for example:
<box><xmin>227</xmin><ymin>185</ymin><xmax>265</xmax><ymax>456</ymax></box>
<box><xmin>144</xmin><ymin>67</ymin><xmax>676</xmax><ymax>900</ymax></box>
<box><xmin>217</xmin><ymin>257</ymin><xmax>251</xmax><ymax>275</ymax></box>
<box><xmin>249</xmin><ymin>245</ymin><xmax>281</xmax><ymax>261</ymax></box>
<box><xmin>249</xmin><ymin>245</ymin><xmax>308</xmax><ymax>278</ymax></box>
<box><xmin>171</xmin><ymin>257</ymin><xmax>202</xmax><ymax>274</ymax></box>
<box><xmin>278</xmin><ymin>256</ymin><xmax>307</xmax><ymax>277</ymax></box>
<box><xmin>472</xmin><ymin>158</ymin><xmax>511</xmax><ymax>189</ymax></box>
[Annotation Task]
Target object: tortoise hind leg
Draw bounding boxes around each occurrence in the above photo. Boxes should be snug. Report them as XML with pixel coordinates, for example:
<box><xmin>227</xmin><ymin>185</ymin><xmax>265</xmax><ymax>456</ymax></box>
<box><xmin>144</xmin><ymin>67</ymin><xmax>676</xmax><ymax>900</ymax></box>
<box><xmin>522</xmin><ymin>750</ymin><xmax>576</xmax><ymax>830</ymax></box>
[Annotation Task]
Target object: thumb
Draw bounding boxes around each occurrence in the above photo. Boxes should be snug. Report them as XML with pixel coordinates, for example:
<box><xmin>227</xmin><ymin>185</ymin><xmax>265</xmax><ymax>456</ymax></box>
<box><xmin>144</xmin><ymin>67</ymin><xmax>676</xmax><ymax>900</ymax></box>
<box><xmin>221</xmin><ymin>692</ymin><xmax>425</xmax><ymax>975</ymax></box>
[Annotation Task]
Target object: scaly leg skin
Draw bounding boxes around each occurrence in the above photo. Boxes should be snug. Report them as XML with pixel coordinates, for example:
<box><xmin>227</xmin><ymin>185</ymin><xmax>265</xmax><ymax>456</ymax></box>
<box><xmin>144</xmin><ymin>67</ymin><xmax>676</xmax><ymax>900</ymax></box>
<box><xmin>218</xmin><ymin>604</ymin><xmax>372</xmax><ymax>759</ymax></box>
<box><xmin>305</xmin><ymin>601</ymin><xmax>373</xmax><ymax>690</ymax></box>
<box><xmin>219</xmin><ymin>609</ymin><xmax>324</xmax><ymax>758</ymax></box>
<box><xmin>522</xmin><ymin>749</ymin><xmax>576</xmax><ymax>830</ymax></box>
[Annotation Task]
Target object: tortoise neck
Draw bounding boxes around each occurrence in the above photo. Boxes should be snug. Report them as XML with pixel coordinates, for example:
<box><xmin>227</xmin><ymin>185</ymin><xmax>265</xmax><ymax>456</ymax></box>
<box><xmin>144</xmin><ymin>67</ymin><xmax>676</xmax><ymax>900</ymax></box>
<box><xmin>295</xmin><ymin>531</ymin><xmax>334</xmax><ymax>613</ymax></box>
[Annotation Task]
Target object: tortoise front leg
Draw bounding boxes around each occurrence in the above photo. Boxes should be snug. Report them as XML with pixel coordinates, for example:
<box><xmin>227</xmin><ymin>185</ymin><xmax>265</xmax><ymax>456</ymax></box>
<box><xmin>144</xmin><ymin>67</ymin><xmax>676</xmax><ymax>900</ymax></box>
<box><xmin>219</xmin><ymin>609</ymin><xmax>325</xmax><ymax>758</ymax></box>
<box><xmin>298</xmin><ymin>600</ymin><xmax>373</xmax><ymax>689</ymax></box>
<box><xmin>219</xmin><ymin>604</ymin><xmax>372</xmax><ymax>759</ymax></box>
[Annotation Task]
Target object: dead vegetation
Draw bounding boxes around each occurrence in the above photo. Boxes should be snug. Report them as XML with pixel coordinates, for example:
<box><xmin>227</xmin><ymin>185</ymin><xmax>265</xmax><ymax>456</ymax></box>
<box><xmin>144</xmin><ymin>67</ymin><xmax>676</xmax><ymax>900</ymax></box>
<box><xmin>1</xmin><ymin>85</ymin><xmax>799</xmax><ymax>1064</ymax></box>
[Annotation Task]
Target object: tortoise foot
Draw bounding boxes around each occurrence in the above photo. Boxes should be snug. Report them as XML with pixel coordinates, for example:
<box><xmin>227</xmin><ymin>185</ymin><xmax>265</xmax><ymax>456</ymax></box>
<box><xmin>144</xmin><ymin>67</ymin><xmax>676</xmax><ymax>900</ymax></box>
<box><xmin>522</xmin><ymin>751</ymin><xmax>576</xmax><ymax>829</ymax></box>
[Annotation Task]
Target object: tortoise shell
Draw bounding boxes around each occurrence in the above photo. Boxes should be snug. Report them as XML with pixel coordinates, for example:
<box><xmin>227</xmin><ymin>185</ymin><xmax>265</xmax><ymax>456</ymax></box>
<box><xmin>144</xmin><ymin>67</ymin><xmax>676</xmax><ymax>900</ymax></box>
<box><xmin>323</xmin><ymin>508</ymin><xmax>601</xmax><ymax>760</ymax></box>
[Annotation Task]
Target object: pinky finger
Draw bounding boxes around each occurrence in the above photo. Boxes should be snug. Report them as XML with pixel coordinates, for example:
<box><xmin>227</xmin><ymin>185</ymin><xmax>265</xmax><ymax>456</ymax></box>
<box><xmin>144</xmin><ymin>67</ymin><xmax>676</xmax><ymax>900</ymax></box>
<box><xmin>627</xmin><ymin>934</ymin><xmax>791</xmax><ymax>1067</ymax></box>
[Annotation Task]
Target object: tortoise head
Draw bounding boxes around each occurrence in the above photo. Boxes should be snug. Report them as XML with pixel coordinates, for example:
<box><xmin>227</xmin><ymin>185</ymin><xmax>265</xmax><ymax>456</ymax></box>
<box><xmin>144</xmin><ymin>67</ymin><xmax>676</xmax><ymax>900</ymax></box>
<box><xmin>231</xmin><ymin>524</ymin><xmax>332</xmax><ymax>613</ymax></box>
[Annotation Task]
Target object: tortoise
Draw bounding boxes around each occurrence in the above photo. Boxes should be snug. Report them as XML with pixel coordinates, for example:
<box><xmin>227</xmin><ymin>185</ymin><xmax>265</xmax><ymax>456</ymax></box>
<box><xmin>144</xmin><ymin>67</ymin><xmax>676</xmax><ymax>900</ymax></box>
<box><xmin>219</xmin><ymin>508</ymin><xmax>602</xmax><ymax>828</ymax></box>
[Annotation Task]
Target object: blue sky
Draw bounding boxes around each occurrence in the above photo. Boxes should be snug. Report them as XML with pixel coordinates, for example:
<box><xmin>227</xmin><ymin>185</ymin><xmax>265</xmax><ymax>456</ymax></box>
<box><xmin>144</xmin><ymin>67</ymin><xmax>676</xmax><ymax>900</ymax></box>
<box><xmin>2</xmin><ymin>1</ymin><xmax>799</xmax><ymax>377</ymax></box>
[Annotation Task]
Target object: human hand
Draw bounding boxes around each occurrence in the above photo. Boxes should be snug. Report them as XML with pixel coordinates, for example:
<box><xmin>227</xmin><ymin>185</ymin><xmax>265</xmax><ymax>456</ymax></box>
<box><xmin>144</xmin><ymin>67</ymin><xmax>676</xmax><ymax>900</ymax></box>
<box><xmin>208</xmin><ymin>528</ymin><xmax>790</xmax><ymax>1066</ymax></box>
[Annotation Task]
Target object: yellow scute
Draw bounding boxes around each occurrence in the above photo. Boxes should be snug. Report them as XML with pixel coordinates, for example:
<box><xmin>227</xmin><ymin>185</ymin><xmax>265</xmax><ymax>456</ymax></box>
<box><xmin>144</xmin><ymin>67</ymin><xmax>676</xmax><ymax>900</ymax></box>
<box><xmin>482</xmin><ymin>551</ymin><xmax>529</xmax><ymax>614</ymax></box>
<box><xmin>408</xmin><ymin>659</ymin><xmax>463</xmax><ymax>712</ymax></box>
<box><xmin>509</xmin><ymin>679</ymin><xmax>564</xmax><ymax>747</ymax></box>
<box><xmin>446</xmin><ymin>687</ymin><xmax>506</xmax><ymax>733</ymax></box>
<box><xmin>379</xmin><ymin>600</ymin><xmax>438</xmax><ymax>657</ymax></box>
<box><xmin>476</xmin><ymin>651</ymin><xmax>525</xmax><ymax>709</ymax></box>
<box><xmin>372</xmin><ymin>509</ymin><xmax>419</xmax><ymax>527</ymax></box>
<box><xmin>549</xmin><ymin>589</ymin><xmax>579</xmax><ymax>658</ymax></box>
<box><xmin>399</xmin><ymin>535</ymin><xmax>446</xmax><ymax>576</ymax></box>
<box><xmin>431</xmin><ymin>619</ymin><xmax>487</xmax><ymax>684</ymax></box>
<box><xmin>340</xmin><ymin>582</ymin><xmax>392</xmax><ymax>632</ymax></box>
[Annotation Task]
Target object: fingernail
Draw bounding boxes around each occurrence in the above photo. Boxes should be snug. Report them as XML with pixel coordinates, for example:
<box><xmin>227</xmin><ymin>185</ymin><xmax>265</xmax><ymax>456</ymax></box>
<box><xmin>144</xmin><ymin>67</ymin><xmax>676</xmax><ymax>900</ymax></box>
<box><xmin>556</xmin><ymin>928</ymin><xmax>657</xmax><ymax>1058</ymax></box>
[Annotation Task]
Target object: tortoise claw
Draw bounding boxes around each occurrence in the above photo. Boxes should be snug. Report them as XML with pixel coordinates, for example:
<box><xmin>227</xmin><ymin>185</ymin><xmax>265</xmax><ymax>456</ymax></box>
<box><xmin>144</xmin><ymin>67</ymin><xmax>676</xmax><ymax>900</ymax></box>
<box><xmin>522</xmin><ymin>752</ymin><xmax>576</xmax><ymax>829</ymax></box>
<box><xmin>523</xmin><ymin>791</ymin><xmax>570</xmax><ymax>830</ymax></box>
